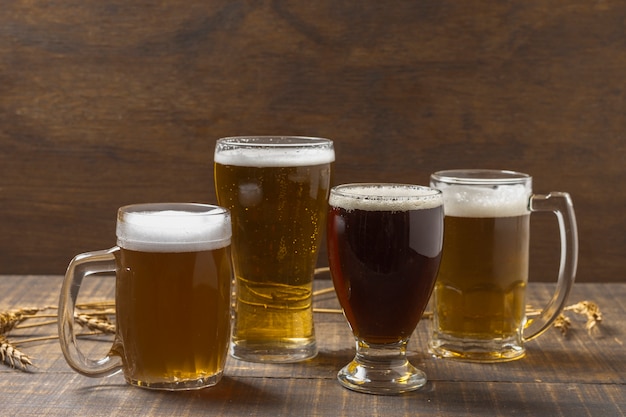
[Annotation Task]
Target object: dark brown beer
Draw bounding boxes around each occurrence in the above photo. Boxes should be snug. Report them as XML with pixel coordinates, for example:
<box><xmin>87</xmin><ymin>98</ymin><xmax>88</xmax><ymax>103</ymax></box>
<box><xmin>327</xmin><ymin>185</ymin><xmax>443</xmax><ymax>344</ymax></box>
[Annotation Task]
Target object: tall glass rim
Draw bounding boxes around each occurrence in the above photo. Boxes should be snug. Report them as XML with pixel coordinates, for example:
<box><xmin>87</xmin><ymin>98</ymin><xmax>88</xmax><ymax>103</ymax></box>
<box><xmin>431</xmin><ymin>169</ymin><xmax>531</xmax><ymax>186</ymax></box>
<box><xmin>216</xmin><ymin>136</ymin><xmax>333</xmax><ymax>149</ymax></box>
<box><xmin>214</xmin><ymin>136</ymin><xmax>335</xmax><ymax>167</ymax></box>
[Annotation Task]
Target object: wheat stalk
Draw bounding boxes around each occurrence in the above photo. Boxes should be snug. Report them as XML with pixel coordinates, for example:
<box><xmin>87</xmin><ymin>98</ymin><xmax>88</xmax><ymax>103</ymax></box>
<box><xmin>553</xmin><ymin>314</ymin><xmax>571</xmax><ymax>336</ymax></box>
<box><xmin>0</xmin><ymin>304</ymin><xmax>117</xmax><ymax>371</ymax></box>
<box><xmin>564</xmin><ymin>301</ymin><xmax>602</xmax><ymax>335</ymax></box>
<box><xmin>0</xmin><ymin>308</ymin><xmax>41</xmax><ymax>335</ymax></box>
<box><xmin>76</xmin><ymin>301</ymin><xmax>116</xmax><ymax>311</ymax></box>
<box><xmin>0</xmin><ymin>335</ymin><xmax>33</xmax><ymax>369</ymax></box>
<box><xmin>74</xmin><ymin>313</ymin><xmax>116</xmax><ymax>334</ymax></box>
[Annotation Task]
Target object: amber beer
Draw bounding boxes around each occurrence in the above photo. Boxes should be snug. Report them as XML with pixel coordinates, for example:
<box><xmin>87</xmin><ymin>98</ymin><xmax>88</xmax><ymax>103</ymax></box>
<box><xmin>434</xmin><ymin>214</ymin><xmax>529</xmax><ymax>338</ymax></box>
<box><xmin>214</xmin><ymin>136</ymin><xmax>334</xmax><ymax>362</ymax></box>
<box><xmin>113</xmin><ymin>205</ymin><xmax>232</xmax><ymax>388</ymax></box>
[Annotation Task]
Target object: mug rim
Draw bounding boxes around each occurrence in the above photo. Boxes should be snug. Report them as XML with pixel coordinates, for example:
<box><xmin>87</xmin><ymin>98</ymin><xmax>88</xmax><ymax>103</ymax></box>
<box><xmin>431</xmin><ymin>169</ymin><xmax>531</xmax><ymax>185</ymax></box>
<box><xmin>118</xmin><ymin>202</ymin><xmax>229</xmax><ymax>216</ymax></box>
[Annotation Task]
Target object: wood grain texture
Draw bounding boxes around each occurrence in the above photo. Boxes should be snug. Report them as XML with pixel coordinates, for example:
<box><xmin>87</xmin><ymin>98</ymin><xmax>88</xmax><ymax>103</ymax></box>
<box><xmin>0</xmin><ymin>1</ymin><xmax>624</xmax><ymax>280</ymax></box>
<box><xmin>0</xmin><ymin>276</ymin><xmax>625</xmax><ymax>416</ymax></box>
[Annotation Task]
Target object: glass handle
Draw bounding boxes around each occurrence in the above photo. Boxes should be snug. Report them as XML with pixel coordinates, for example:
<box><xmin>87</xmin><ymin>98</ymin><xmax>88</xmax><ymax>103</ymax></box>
<box><xmin>58</xmin><ymin>247</ymin><xmax>123</xmax><ymax>377</ymax></box>
<box><xmin>524</xmin><ymin>192</ymin><xmax>579</xmax><ymax>341</ymax></box>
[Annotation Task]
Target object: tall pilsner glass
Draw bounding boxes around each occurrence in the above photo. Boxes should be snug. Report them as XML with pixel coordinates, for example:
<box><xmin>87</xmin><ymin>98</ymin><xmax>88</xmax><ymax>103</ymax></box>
<box><xmin>327</xmin><ymin>184</ymin><xmax>443</xmax><ymax>394</ymax></box>
<box><xmin>214</xmin><ymin>136</ymin><xmax>334</xmax><ymax>363</ymax></box>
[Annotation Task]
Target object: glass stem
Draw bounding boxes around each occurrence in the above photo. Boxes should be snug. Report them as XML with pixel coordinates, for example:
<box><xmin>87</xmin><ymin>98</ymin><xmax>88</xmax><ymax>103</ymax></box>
<box><xmin>355</xmin><ymin>339</ymin><xmax>410</xmax><ymax>369</ymax></box>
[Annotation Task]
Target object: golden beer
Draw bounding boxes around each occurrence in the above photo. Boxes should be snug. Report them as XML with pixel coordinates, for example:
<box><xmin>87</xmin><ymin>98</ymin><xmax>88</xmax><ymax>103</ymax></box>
<box><xmin>113</xmin><ymin>204</ymin><xmax>232</xmax><ymax>388</ymax></box>
<box><xmin>214</xmin><ymin>136</ymin><xmax>334</xmax><ymax>362</ymax></box>
<box><xmin>433</xmin><ymin>214</ymin><xmax>529</xmax><ymax>339</ymax></box>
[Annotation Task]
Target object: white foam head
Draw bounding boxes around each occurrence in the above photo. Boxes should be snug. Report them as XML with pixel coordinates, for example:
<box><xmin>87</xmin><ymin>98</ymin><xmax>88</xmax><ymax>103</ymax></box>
<box><xmin>430</xmin><ymin>170</ymin><xmax>532</xmax><ymax>218</ymax></box>
<box><xmin>214</xmin><ymin>136</ymin><xmax>335</xmax><ymax>167</ymax></box>
<box><xmin>436</xmin><ymin>184</ymin><xmax>530</xmax><ymax>217</ymax></box>
<box><xmin>116</xmin><ymin>204</ymin><xmax>231</xmax><ymax>252</ymax></box>
<box><xmin>329</xmin><ymin>184</ymin><xmax>443</xmax><ymax>212</ymax></box>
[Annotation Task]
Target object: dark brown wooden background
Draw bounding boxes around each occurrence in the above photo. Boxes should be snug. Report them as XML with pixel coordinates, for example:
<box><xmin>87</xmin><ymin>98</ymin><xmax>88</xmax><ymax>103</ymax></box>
<box><xmin>1</xmin><ymin>1</ymin><xmax>624</xmax><ymax>281</ymax></box>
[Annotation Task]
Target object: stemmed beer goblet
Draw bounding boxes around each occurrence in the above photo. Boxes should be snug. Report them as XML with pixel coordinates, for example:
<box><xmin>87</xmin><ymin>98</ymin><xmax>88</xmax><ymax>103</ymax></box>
<box><xmin>326</xmin><ymin>183</ymin><xmax>444</xmax><ymax>395</ymax></box>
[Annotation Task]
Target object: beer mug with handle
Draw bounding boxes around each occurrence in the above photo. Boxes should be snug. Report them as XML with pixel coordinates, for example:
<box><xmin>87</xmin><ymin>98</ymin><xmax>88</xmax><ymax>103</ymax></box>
<box><xmin>58</xmin><ymin>203</ymin><xmax>233</xmax><ymax>390</ymax></box>
<box><xmin>428</xmin><ymin>169</ymin><xmax>578</xmax><ymax>362</ymax></box>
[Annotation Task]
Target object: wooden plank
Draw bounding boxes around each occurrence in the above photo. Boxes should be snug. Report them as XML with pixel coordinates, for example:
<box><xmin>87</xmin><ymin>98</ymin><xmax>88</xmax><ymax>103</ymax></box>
<box><xmin>1</xmin><ymin>277</ymin><xmax>625</xmax><ymax>384</ymax></box>
<box><xmin>0</xmin><ymin>374</ymin><xmax>624</xmax><ymax>417</ymax></box>
<box><xmin>1</xmin><ymin>276</ymin><xmax>625</xmax><ymax>417</ymax></box>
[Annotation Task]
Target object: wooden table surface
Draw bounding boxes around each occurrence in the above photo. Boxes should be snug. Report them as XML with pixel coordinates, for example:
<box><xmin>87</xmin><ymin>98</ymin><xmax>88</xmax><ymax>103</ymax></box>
<box><xmin>0</xmin><ymin>275</ymin><xmax>624</xmax><ymax>416</ymax></box>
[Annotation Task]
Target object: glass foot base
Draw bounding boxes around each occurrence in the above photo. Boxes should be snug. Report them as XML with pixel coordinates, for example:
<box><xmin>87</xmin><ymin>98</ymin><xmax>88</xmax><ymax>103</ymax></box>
<box><xmin>337</xmin><ymin>359</ymin><xmax>427</xmax><ymax>395</ymax></box>
<box><xmin>337</xmin><ymin>340</ymin><xmax>427</xmax><ymax>395</ymax></box>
